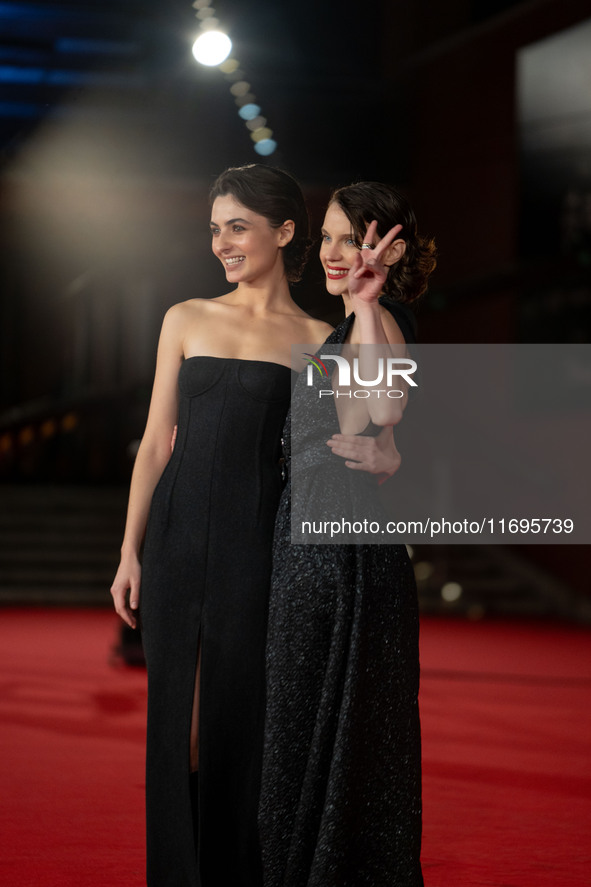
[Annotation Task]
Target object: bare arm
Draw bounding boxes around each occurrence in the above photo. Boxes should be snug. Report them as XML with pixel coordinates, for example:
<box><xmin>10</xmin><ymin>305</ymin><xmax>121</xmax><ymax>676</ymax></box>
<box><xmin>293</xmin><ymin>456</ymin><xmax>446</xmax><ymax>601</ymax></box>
<box><xmin>110</xmin><ymin>305</ymin><xmax>185</xmax><ymax>628</ymax></box>
<box><xmin>348</xmin><ymin>220</ymin><xmax>408</xmax><ymax>427</ymax></box>
<box><xmin>326</xmin><ymin>221</ymin><xmax>411</xmax><ymax>474</ymax></box>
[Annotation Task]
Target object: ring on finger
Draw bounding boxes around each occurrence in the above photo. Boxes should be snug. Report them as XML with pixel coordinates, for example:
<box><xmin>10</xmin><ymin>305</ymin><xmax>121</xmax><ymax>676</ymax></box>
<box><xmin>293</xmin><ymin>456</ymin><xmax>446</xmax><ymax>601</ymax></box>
<box><xmin>361</xmin><ymin>242</ymin><xmax>372</xmax><ymax>250</ymax></box>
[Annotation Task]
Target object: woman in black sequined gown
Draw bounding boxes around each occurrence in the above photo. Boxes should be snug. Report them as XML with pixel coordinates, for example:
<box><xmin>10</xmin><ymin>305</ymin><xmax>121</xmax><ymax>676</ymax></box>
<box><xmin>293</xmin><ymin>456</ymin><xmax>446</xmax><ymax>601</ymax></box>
<box><xmin>260</xmin><ymin>183</ymin><xmax>437</xmax><ymax>887</ymax></box>
<box><xmin>110</xmin><ymin>165</ymin><xmax>333</xmax><ymax>887</ymax></box>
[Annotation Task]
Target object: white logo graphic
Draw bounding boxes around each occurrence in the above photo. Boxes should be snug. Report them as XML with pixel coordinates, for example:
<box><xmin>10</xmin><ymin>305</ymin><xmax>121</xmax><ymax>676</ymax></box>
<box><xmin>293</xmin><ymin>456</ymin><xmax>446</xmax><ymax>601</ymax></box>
<box><xmin>307</xmin><ymin>355</ymin><xmax>417</xmax><ymax>391</ymax></box>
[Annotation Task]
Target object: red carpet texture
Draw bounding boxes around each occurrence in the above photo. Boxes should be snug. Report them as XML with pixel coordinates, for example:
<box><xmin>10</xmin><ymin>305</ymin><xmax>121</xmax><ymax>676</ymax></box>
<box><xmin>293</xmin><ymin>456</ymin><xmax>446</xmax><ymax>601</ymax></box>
<box><xmin>0</xmin><ymin>609</ymin><xmax>589</xmax><ymax>886</ymax></box>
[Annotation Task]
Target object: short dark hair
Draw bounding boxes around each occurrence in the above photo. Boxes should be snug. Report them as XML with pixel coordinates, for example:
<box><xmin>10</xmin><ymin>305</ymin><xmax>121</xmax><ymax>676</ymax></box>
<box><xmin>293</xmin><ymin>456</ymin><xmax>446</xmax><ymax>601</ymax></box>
<box><xmin>210</xmin><ymin>164</ymin><xmax>311</xmax><ymax>283</ymax></box>
<box><xmin>330</xmin><ymin>181</ymin><xmax>437</xmax><ymax>303</ymax></box>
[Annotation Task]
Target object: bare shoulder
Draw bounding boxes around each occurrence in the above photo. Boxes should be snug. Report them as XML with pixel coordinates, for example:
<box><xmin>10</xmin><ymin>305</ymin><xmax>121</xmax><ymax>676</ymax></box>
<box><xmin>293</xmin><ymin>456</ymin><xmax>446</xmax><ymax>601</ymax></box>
<box><xmin>300</xmin><ymin>315</ymin><xmax>334</xmax><ymax>343</ymax></box>
<box><xmin>168</xmin><ymin>296</ymin><xmax>228</xmax><ymax>317</ymax></box>
<box><xmin>163</xmin><ymin>299</ymin><xmax>198</xmax><ymax>324</ymax></box>
<box><xmin>311</xmin><ymin>319</ymin><xmax>334</xmax><ymax>344</ymax></box>
<box><xmin>158</xmin><ymin>301</ymin><xmax>188</xmax><ymax>335</ymax></box>
<box><xmin>158</xmin><ymin>300</ymin><xmax>211</xmax><ymax>350</ymax></box>
<box><xmin>164</xmin><ymin>296</ymin><xmax>231</xmax><ymax>329</ymax></box>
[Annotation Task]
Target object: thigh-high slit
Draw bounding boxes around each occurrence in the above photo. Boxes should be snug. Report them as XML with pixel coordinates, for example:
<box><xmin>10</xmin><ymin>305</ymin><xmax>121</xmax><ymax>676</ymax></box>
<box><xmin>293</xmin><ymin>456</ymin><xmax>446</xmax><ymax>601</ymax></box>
<box><xmin>139</xmin><ymin>357</ymin><xmax>293</xmax><ymax>887</ymax></box>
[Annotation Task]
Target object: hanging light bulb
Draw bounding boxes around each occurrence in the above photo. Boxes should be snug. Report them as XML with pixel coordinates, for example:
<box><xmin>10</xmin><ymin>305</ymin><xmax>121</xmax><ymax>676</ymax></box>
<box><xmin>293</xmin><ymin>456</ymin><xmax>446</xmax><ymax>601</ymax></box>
<box><xmin>192</xmin><ymin>30</ymin><xmax>232</xmax><ymax>66</ymax></box>
<box><xmin>188</xmin><ymin>2</ymin><xmax>278</xmax><ymax>155</ymax></box>
<box><xmin>254</xmin><ymin>139</ymin><xmax>277</xmax><ymax>156</ymax></box>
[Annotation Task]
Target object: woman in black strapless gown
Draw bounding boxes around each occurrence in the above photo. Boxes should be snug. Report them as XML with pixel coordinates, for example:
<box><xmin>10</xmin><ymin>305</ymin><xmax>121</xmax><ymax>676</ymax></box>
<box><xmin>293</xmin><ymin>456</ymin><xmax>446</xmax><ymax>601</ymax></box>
<box><xmin>140</xmin><ymin>357</ymin><xmax>294</xmax><ymax>886</ymax></box>
<box><xmin>110</xmin><ymin>165</ymin><xmax>333</xmax><ymax>887</ymax></box>
<box><xmin>260</xmin><ymin>183</ymin><xmax>437</xmax><ymax>887</ymax></box>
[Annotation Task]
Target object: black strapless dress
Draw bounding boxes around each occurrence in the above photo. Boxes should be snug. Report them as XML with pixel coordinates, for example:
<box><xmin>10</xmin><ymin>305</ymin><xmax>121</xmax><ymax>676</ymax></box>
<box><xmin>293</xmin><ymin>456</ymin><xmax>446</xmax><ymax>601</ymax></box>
<box><xmin>260</xmin><ymin>301</ymin><xmax>423</xmax><ymax>887</ymax></box>
<box><xmin>140</xmin><ymin>356</ymin><xmax>293</xmax><ymax>887</ymax></box>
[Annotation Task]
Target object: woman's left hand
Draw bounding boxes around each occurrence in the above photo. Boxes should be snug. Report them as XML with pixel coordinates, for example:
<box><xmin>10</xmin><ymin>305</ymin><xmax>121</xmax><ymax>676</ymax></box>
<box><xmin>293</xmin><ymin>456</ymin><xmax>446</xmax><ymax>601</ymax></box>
<box><xmin>348</xmin><ymin>220</ymin><xmax>403</xmax><ymax>305</ymax></box>
<box><xmin>326</xmin><ymin>427</ymin><xmax>401</xmax><ymax>481</ymax></box>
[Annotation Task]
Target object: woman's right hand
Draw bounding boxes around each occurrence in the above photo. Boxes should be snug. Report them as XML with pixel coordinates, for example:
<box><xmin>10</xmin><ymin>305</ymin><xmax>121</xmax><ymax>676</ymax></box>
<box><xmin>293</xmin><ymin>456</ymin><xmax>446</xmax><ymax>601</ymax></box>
<box><xmin>327</xmin><ymin>425</ymin><xmax>402</xmax><ymax>482</ymax></box>
<box><xmin>348</xmin><ymin>219</ymin><xmax>403</xmax><ymax>307</ymax></box>
<box><xmin>110</xmin><ymin>554</ymin><xmax>141</xmax><ymax>629</ymax></box>
<box><xmin>109</xmin><ymin>306</ymin><xmax>185</xmax><ymax>631</ymax></box>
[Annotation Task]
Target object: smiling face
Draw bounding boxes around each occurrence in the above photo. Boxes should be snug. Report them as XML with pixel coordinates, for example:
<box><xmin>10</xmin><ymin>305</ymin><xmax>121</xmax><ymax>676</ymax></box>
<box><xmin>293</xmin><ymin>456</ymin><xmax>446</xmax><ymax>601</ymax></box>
<box><xmin>319</xmin><ymin>202</ymin><xmax>362</xmax><ymax>296</ymax></box>
<box><xmin>210</xmin><ymin>194</ymin><xmax>289</xmax><ymax>285</ymax></box>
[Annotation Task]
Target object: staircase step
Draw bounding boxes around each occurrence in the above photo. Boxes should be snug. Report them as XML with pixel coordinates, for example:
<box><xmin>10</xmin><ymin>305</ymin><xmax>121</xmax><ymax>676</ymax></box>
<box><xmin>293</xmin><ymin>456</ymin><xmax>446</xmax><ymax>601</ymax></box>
<box><xmin>0</xmin><ymin>487</ymin><xmax>583</xmax><ymax>620</ymax></box>
<box><xmin>0</xmin><ymin>484</ymin><xmax>127</xmax><ymax>604</ymax></box>
<box><xmin>0</xmin><ymin>586</ymin><xmax>112</xmax><ymax>604</ymax></box>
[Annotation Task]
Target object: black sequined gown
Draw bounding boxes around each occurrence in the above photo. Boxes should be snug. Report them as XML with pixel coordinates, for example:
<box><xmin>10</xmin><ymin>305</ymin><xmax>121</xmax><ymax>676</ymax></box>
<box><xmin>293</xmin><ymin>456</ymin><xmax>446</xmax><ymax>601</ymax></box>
<box><xmin>260</xmin><ymin>301</ymin><xmax>423</xmax><ymax>887</ymax></box>
<box><xmin>140</xmin><ymin>356</ymin><xmax>293</xmax><ymax>887</ymax></box>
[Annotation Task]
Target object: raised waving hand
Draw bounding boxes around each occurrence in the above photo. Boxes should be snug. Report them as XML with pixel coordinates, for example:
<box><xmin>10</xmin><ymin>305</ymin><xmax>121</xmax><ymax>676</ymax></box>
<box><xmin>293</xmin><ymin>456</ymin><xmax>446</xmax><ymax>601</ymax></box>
<box><xmin>347</xmin><ymin>220</ymin><xmax>404</xmax><ymax>306</ymax></box>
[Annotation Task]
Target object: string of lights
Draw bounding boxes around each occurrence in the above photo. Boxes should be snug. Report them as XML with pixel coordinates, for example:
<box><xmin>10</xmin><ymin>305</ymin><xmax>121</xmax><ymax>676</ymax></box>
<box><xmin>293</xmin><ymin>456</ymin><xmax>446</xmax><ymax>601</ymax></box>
<box><xmin>190</xmin><ymin>1</ymin><xmax>278</xmax><ymax>157</ymax></box>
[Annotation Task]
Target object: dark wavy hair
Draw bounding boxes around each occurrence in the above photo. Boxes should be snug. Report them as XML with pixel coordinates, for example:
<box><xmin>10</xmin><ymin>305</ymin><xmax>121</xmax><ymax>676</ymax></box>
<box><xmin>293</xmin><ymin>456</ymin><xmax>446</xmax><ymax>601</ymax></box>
<box><xmin>209</xmin><ymin>164</ymin><xmax>311</xmax><ymax>283</ymax></box>
<box><xmin>330</xmin><ymin>181</ymin><xmax>437</xmax><ymax>303</ymax></box>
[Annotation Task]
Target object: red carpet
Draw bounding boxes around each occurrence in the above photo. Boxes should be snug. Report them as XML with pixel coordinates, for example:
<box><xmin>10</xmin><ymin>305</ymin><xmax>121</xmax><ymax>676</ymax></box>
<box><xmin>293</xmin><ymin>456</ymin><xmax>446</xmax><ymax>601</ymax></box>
<box><xmin>0</xmin><ymin>609</ymin><xmax>146</xmax><ymax>887</ymax></box>
<box><xmin>0</xmin><ymin>609</ymin><xmax>589</xmax><ymax>886</ymax></box>
<box><xmin>420</xmin><ymin>619</ymin><xmax>591</xmax><ymax>887</ymax></box>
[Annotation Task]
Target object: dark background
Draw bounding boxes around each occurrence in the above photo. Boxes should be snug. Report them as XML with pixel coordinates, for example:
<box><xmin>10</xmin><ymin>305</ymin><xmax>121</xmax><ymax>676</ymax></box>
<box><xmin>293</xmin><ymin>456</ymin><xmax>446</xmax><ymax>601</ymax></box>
<box><xmin>0</xmin><ymin>0</ymin><xmax>589</xmax><ymax>609</ymax></box>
